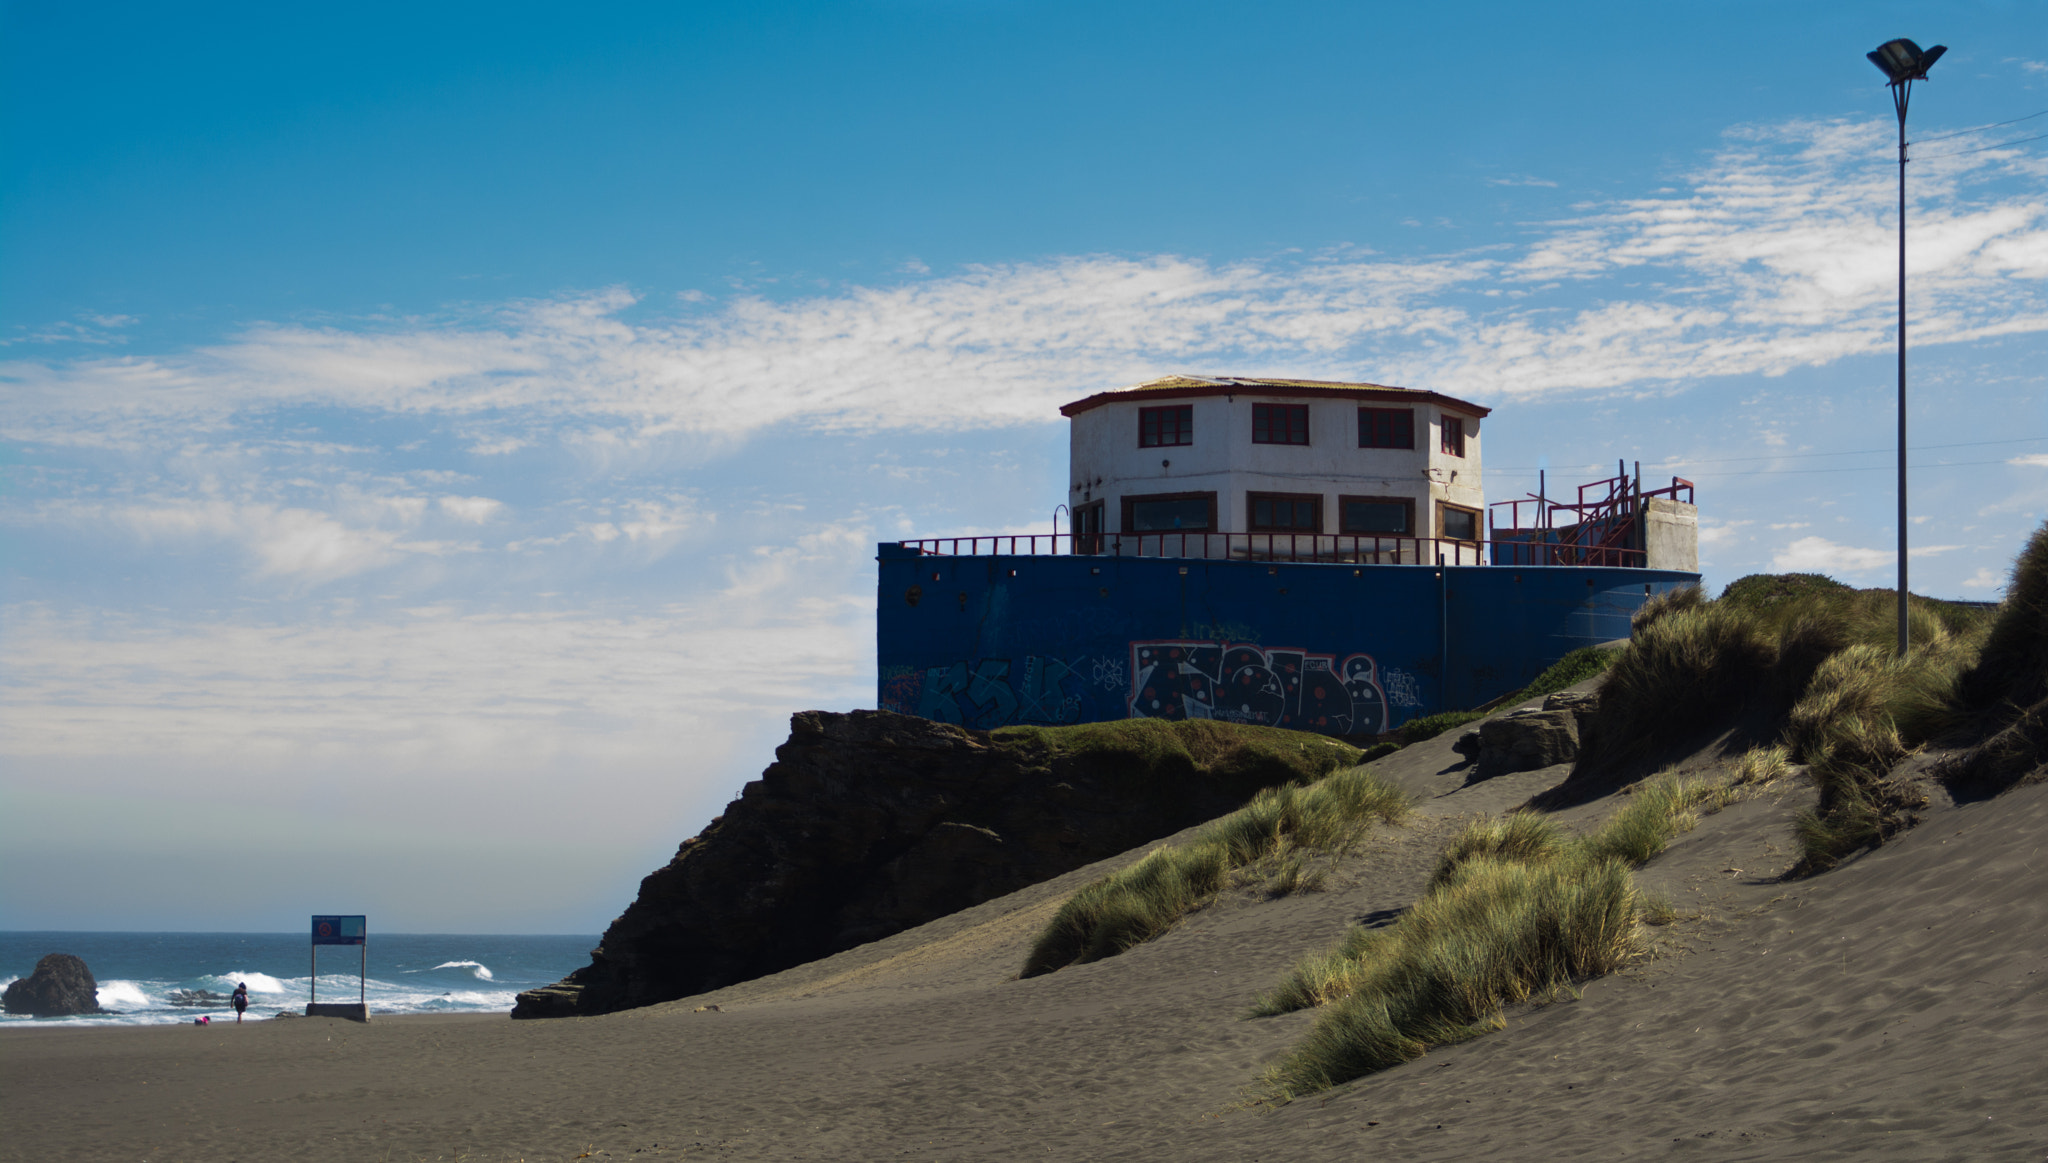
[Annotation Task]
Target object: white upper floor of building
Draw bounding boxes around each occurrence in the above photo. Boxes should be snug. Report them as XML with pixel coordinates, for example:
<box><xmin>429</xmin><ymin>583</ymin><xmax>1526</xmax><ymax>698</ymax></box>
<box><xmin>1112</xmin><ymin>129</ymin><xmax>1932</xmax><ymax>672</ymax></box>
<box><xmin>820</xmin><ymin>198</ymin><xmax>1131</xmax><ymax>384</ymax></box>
<box><xmin>1061</xmin><ymin>374</ymin><xmax>1489</xmax><ymax>544</ymax></box>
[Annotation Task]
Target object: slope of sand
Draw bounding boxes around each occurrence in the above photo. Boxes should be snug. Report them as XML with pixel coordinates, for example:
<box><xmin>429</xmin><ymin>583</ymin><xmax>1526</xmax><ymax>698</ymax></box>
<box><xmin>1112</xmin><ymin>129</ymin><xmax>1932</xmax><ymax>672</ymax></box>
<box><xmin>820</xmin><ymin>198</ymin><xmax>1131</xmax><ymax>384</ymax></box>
<box><xmin>6</xmin><ymin>705</ymin><xmax>2046</xmax><ymax>1162</ymax></box>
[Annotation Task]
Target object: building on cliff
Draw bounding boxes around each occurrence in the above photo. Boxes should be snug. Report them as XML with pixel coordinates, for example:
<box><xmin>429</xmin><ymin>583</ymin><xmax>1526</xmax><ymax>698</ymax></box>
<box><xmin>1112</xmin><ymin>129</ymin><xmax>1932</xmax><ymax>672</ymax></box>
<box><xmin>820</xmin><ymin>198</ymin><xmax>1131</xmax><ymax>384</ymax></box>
<box><xmin>877</xmin><ymin>373</ymin><xmax>1700</xmax><ymax>739</ymax></box>
<box><xmin>1062</xmin><ymin>374</ymin><xmax>1489</xmax><ymax>559</ymax></box>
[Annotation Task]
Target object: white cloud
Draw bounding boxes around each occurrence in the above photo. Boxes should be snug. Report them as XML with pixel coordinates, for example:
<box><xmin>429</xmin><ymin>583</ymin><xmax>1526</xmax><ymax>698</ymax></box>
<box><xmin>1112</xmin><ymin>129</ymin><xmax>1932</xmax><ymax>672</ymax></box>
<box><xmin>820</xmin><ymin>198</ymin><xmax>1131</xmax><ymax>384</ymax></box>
<box><xmin>1772</xmin><ymin>536</ymin><xmax>1893</xmax><ymax>573</ymax></box>
<box><xmin>1963</xmin><ymin>566</ymin><xmax>2008</xmax><ymax>591</ymax></box>
<box><xmin>438</xmin><ymin>495</ymin><xmax>504</xmax><ymax>523</ymax></box>
<box><xmin>1697</xmin><ymin>518</ymin><xmax>1751</xmax><ymax>548</ymax></box>
<box><xmin>0</xmin><ymin>597</ymin><xmax>867</xmax><ymax>773</ymax></box>
<box><xmin>1768</xmin><ymin>536</ymin><xmax>1965</xmax><ymax>574</ymax></box>
<box><xmin>1485</xmin><ymin>174</ymin><xmax>1559</xmax><ymax>188</ymax></box>
<box><xmin>3</xmin><ymin>119</ymin><xmax>2039</xmax><ymax>452</ymax></box>
<box><xmin>2009</xmin><ymin>453</ymin><xmax>2048</xmax><ymax>467</ymax></box>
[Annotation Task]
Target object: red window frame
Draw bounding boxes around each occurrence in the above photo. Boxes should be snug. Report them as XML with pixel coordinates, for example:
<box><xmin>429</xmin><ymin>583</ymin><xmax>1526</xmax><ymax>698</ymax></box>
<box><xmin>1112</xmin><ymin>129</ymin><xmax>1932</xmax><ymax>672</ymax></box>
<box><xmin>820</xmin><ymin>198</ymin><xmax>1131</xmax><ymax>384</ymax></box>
<box><xmin>1139</xmin><ymin>405</ymin><xmax>1194</xmax><ymax>448</ymax></box>
<box><xmin>1440</xmin><ymin>415</ymin><xmax>1467</xmax><ymax>458</ymax></box>
<box><xmin>1358</xmin><ymin>407</ymin><xmax>1415</xmax><ymax>449</ymax></box>
<box><xmin>1253</xmin><ymin>403</ymin><xmax>1309</xmax><ymax>445</ymax></box>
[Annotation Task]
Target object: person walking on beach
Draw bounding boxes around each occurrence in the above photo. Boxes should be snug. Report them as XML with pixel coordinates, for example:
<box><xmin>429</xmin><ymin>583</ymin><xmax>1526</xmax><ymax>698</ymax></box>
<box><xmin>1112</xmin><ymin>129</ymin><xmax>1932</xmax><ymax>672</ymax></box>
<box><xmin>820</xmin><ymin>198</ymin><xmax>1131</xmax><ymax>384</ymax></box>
<box><xmin>231</xmin><ymin>982</ymin><xmax>248</xmax><ymax>1023</ymax></box>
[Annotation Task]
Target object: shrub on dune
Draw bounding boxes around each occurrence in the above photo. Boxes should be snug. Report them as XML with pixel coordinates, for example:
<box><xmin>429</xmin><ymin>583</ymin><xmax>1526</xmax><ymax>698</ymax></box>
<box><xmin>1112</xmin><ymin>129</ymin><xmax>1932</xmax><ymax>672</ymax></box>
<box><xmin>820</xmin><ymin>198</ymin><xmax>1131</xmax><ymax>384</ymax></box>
<box><xmin>1253</xmin><ymin>774</ymin><xmax>1719</xmax><ymax>1098</ymax></box>
<box><xmin>1021</xmin><ymin>766</ymin><xmax>1410</xmax><ymax>978</ymax></box>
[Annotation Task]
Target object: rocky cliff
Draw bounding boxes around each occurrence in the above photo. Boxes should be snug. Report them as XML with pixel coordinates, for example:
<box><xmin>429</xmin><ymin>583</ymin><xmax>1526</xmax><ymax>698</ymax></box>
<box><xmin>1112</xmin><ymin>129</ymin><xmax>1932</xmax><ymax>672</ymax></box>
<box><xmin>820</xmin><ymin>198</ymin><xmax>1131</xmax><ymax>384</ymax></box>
<box><xmin>514</xmin><ymin>709</ymin><xmax>1360</xmax><ymax>1018</ymax></box>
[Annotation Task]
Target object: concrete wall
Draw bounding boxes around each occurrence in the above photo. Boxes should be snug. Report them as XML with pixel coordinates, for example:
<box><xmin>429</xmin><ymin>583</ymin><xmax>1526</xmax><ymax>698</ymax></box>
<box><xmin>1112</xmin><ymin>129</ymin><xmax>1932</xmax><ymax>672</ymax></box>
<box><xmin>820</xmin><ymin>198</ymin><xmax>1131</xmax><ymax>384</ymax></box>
<box><xmin>1644</xmin><ymin>498</ymin><xmax>1700</xmax><ymax>573</ymax></box>
<box><xmin>877</xmin><ymin>544</ymin><xmax>1698</xmax><ymax>737</ymax></box>
<box><xmin>1067</xmin><ymin>395</ymin><xmax>1483</xmax><ymax>537</ymax></box>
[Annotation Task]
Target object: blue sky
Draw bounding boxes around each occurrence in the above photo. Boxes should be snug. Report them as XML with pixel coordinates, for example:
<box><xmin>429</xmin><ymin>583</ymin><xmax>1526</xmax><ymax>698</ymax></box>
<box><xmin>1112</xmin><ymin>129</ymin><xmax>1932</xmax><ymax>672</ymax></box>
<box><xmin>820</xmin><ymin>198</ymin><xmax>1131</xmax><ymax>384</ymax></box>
<box><xmin>4</xmin><ymin>0</ymin><xmax>2045</xmax><ymax>933</ymax></box>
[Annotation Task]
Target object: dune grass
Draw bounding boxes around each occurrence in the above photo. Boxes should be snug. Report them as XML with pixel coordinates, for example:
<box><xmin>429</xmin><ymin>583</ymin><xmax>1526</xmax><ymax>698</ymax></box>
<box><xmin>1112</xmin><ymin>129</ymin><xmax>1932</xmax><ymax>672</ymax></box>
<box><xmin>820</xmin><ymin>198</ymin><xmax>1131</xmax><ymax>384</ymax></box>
<box><xmin>1020</xmin><ymin>766</ymin><xmax>1411</xmax><ymax>978</ymax></box>
<box><xmin>1250</xmin><ymin>774</ymin><xmax>1723</xmax><ymax>1098</ymax></box>
<box><xmin>1574</xmin><ymin>573</ymin><xmax>1995</xmax><ymax>869</ymax></box>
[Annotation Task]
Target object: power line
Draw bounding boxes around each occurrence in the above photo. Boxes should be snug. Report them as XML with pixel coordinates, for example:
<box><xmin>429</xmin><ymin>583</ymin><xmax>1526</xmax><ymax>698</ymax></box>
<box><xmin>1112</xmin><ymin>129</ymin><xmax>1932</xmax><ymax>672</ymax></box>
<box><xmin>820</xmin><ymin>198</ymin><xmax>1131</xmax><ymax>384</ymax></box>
<box><xmin>1920</xmin><ymin>132</ymin><xmax>2048</xmax><ymax>160</ymax></box>
<box><xmin>1492</xmin><ymin>434</ymin><xmax>2048</xmax><ymax>473</ymax></box>
<box><xmin>1913</xmin><ymin>109</ymin><xmax>2047</xmax><ymax>145</ymax></box>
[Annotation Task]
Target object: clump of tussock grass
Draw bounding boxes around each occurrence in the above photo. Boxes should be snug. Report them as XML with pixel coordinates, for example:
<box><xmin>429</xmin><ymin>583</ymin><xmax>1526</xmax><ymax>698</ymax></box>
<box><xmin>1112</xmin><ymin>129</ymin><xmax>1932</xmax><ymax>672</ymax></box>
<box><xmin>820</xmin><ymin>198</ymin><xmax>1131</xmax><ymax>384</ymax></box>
<box><xmin>1946</xmin><ymin>523</ymin><xmax>2048</xmax><ymax>795</ymax></box>
<box><xmin>1256</xmin><ymin>854</ymin><xmax>1640</xmax><ymax>1094</ymax></box>
<box><xmin>1020</xmin><ymin>766</ymin><xmax>1410</xmax><ymax>977</ymax></box>
<box><xmin>1573</xmin><ymin>575</ymin><xmax>1990</xmax><ymax>809</ymax></box>
<box><xmin>1250</xmin><ymin>774</ymin><xmax>1719</xmax><ymax>1097</ymax></box>
<box><xmin>1398</xmin><ymin>710</ymin><xmax>1487</xmax><ymax>745</ymax></box>
<box><xmin>1732</xmin><ymin>744</ymin><xmax>1792</xmax><ymax>786</ymax></box>
<box><xmin>1782</xmin><ymin>626</ymin><xmax>1980</xmax><ymax>870</ymax></box>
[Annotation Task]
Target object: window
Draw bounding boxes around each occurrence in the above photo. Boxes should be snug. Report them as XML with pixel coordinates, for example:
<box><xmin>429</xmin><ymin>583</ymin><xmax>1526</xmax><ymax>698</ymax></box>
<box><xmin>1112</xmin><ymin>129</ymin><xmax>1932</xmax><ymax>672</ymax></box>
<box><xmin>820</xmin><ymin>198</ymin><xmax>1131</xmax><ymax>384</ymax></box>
<box><xmin>1357</xmin><ymin>408</ymin><xmax>1414</xmax><ymax>449</ymax></box>
<box><xmin>1439</xmin><ymin>502</ymin><xmax>1480</xmax><ymax>542</ymax></box>
<box><xmin>1338</xmin><ymin>495</ymin><xmax>1414</xmax><ymax>536</ymax></box>
<box><xmin>1073</xmin><ymin>500</ymin><xmax>1105</xmax><ymax>554</ymax></box>
<box><xmin>1252</xmin><ymin>403</ymin><xmax>1309</xmax><ymax>445</ymax></box>
<box><xmin>1440</xmin><ymin>415</ymin><xmax>1467</xmax><ymax>458</ymax></box>
<box><xmin>1123</xmin><ymin>492</ymin><xmax>1216</xmax><ymax>533</ymax></box>
<box><xmin>1248</xmin><ymin>492</ymin><xmax>1321</xmax><ymax>533</ymax></box>
<box><xmin>1139</xmin><ymin>405</ymin><xmax>1193</xmax><ymax>448</ymax></box>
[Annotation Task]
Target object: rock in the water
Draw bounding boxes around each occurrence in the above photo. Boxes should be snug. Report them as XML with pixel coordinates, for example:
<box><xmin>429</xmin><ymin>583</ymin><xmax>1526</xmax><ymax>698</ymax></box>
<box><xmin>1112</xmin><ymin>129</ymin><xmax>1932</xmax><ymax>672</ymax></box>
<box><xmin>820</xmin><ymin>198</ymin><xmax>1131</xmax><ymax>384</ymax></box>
<box><xmin>2</xmin><ymin>953</ymin><xmax>104</xmax><ymax>1017</ymax></box>
<box><xmin>167</xmin><ymin>989</ymin><xmax>229</xmax><ymax>1008</ymax></box>
<box><xmin>513</xmin><ymin>709</ymin><xmax>1359</xmax><ymax>1019</ymax></box>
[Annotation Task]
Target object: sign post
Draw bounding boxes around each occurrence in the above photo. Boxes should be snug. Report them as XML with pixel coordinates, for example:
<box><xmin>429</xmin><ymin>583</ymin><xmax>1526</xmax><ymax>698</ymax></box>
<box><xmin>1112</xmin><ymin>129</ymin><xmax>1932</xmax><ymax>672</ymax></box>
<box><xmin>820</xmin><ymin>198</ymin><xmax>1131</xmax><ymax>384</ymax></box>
<box><xmin>307</xmin><ymin>915</ymin><xmax>369</xmax><ymax>1022</ymax></box>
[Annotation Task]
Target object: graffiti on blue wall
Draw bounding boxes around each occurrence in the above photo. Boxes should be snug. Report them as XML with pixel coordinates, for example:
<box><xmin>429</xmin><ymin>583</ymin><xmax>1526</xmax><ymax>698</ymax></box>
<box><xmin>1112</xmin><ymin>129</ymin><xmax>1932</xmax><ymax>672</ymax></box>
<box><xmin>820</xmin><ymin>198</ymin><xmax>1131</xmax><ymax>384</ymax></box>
<box><xmin>880</xmin><ymin>656</ymin><xmax>1086</xmax><ymax>728</ymax></box>
<box><xmin>1127</xmin><ymin>640</ymin><xmax>1387</xmax><ymax>735</ymax></box>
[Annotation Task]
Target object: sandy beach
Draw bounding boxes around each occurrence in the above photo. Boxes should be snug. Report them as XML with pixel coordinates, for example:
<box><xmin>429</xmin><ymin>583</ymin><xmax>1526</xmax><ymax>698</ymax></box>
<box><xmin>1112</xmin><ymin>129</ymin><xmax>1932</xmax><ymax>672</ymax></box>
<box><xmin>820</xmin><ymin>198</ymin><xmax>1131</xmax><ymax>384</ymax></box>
<box><xmin>8</xmin><ymin>721</ymin><xmax>2046</xmax><ymax>1162</ymax></box>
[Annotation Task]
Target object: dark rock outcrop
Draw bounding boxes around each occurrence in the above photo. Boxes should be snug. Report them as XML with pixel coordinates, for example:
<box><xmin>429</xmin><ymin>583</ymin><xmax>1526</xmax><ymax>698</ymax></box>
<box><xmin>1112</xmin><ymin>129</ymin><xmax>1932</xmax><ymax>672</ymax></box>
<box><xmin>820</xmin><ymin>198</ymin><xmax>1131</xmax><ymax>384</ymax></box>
<box><xmin>514</xmin><ymin>709</ymin><xmax>1359</xmax><ymax>1018</ymax></box>
<box><xmin>2</xmin><ymin>953</ymin><xmax>103</xmax><ymax>1017</ymax></box>
<box><xmin>1467</xmin><ymin>690</ymin><xmax>1601</xmax><ymax>778</ymax></box>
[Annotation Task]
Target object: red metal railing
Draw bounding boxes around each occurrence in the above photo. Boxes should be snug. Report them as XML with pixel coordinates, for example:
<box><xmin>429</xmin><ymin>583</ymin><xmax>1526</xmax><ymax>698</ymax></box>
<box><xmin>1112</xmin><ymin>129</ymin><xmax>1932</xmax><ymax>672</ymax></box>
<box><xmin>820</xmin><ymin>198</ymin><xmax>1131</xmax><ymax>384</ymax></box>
<box><xmin>1488</xmin><ymin>463</ymin><xmax>1694</xmax><ymax>568</ymax></box>
<box><xmin>894</xmin><ymin>532</ymin><xmax>1646</xmax><ymax>567</ymax></box>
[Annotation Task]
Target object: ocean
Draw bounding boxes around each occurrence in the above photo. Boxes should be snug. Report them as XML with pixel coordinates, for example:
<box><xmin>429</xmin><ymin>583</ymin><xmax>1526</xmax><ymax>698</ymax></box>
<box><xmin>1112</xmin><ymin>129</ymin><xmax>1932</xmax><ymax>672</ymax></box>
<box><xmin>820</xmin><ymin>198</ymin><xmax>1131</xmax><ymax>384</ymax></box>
<box><xmin>0</xmin><ymin>931</ymin><xmax>599</xmax><ymax>1026</ymax></box>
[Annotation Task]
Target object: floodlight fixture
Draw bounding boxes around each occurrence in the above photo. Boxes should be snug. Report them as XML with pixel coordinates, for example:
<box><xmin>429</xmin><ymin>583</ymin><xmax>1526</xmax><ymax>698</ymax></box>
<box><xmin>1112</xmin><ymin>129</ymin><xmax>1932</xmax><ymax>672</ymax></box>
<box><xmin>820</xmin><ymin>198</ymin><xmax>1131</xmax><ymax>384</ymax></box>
<box><xmin>1867</xmin><ymin>39</ymin><xmax>1947</xmax><ymax>83</ymax></box>
<box><xmin>1869</xmin><ymin>37</ymin><xmax>1945</xmax><ymax>658</ymax></box>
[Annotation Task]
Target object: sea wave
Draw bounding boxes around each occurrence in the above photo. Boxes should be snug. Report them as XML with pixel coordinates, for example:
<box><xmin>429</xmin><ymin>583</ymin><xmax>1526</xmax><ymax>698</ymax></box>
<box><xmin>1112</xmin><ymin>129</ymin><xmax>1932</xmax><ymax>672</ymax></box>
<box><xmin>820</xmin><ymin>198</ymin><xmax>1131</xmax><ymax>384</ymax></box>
<box><xmin>202</xmin><ymin>971</ymin><xmax>291</xmax><ymax>994</ymax></box>
<box><xmin>96</xmin><ymin>980</ymin><xmax>153</xmax><ymax>1010</ymax></box>
<box><xmin>430</xmin><ymin>960</ymin><xmax>495</xmax><ymax>981</ymax></box>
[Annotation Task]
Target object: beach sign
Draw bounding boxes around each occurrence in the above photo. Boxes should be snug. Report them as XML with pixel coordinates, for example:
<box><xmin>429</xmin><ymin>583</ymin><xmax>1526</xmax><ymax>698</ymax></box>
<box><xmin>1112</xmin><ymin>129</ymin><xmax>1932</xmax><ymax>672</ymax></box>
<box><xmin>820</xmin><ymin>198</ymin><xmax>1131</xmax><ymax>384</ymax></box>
<box><xmin>311</xmin><ymin>915</ymin><xmax>367</xmax><ymax>945</ymax></box>
<box><xmin>307</xmin><ymin>914</ymin><xmax>370</xmax><ymax>1021</ymax></box>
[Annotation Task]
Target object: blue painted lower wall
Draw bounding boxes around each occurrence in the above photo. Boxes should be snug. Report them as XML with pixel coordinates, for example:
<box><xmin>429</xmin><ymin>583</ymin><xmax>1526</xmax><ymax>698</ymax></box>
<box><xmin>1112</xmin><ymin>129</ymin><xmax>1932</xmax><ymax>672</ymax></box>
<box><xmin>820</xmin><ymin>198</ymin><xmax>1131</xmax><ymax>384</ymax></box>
<box><xmin>875</xmin><ymin>544</ymin><xmax>1698</xmax><ymax>736</ymax></box>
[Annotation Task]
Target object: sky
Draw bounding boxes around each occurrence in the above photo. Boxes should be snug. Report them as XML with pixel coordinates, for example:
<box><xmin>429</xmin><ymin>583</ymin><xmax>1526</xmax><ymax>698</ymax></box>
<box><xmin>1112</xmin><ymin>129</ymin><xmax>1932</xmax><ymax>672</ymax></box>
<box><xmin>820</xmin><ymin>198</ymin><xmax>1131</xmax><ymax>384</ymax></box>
<box><xmin>3</xmin><ymin>0</ymin><xmax>2045</xmax><ymax>934</ymax></box>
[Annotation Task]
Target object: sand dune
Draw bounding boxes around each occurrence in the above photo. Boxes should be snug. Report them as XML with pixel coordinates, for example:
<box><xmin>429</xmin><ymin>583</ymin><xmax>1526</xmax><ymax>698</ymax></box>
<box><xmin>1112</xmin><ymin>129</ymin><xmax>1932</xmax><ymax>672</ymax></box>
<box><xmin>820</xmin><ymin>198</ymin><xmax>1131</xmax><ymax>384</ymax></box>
<box><xmin>6</xmin><ymin>712</ymin><xmax>2045</xmax><ymax>1162</ymax></box>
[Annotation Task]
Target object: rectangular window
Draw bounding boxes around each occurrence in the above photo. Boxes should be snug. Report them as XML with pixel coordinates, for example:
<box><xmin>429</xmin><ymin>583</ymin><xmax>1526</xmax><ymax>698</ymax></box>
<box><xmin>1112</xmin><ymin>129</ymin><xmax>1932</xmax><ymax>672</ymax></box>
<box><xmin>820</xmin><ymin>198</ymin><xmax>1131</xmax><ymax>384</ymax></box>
<box><xmin>1252</xmin><ymin>403</ymin><xmax>1309</xmax><ymax>445</ymax></box>
<box><xmin>1338</xmin><ymin>495</ymin><xmax>1414</xmax><ymax>536</ymax></box>
<box><xmin>1357</xmin><ymin>408</ymin><xmax>1415</xmax><ymax>449</ymax></box>
<box><xmin>1139</xmin><ymin>405</ymin><xmax>1194</xmax><ymax>448</ymax></box>
<box><xmin>1123</xmin><ymin>492</ymin><xmax>1216</xmax><ymax>533</ymax></box>
<box><xmin>1439</xmin><ymin>502</ymin><xmax>1480</xmax><ymax>541</ymax></box>
<box><xmin>1074</xmin><ymin>500</ymin><xmax>1105</xmax><ymax>554</ymax></box>
<box><xmin>1440</xmin><ymin>415</ymin><xmax>1467</xmax><ymax>458</ymax></box>
<box><xmin>1248</xmin><ymin>492</ymin><xmax>1321</xmax><ymax>533</ymax></box>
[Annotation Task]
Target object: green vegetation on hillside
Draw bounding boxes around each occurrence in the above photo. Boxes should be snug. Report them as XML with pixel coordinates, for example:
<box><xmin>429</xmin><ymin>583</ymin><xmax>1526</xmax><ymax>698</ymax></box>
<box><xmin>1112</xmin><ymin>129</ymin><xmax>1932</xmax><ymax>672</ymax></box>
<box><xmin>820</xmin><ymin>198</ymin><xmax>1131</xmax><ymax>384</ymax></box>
<box><xmin>988</xmin><ymin>717</ymin><xmax>1362</xmax><ymax>802</ymax></box>
<box><xmin>1251</xmin><ymin>775</ymin><xmax>1725</xmax><ymax>1098</ymax></box>
<box><xmin>1021</xmin><ymin>765</ymin><xmax>1411</xmax><ymax>977</ymax></box>
<box><xmin>1580</xmin><ymin>574</ymin><xmax>1994</xmax><ymax>869</ymax></box>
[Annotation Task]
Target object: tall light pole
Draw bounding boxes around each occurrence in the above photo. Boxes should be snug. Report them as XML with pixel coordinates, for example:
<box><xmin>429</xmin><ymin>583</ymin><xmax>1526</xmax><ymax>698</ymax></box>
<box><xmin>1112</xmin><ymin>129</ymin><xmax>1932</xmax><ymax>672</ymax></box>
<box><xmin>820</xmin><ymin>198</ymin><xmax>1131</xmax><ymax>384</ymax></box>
<box><xmin>1867</xmin><ymin>37</ymin><xmax>1946</xmax><ymax>657</ymax></box>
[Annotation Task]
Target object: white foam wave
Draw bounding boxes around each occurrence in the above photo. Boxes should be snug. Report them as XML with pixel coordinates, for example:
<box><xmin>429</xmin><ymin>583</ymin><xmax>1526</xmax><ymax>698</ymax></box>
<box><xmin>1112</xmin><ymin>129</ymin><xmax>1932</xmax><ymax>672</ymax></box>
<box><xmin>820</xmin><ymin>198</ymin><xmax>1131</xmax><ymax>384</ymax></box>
<box><xmin>430</xmin><ymin>960</ymin><xmax>494</xmax><ymax>981</ymax></box>
<box><xmin>97</xmin><ymin>981</ymin><xmax>153</xmax><ymax>1010</ymax></box>
<box><xmin>204</xmin><ymin>971</ymin><xmax>291</xmax><ymax>994</ymax></box>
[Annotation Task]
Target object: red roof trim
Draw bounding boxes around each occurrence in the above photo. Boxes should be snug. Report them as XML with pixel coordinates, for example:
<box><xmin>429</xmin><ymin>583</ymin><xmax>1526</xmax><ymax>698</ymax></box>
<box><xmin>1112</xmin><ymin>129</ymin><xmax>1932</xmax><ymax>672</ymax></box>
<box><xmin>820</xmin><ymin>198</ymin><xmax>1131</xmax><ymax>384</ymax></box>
<box><xmin>1059</xmin><ymin>383</ymin><xmax>1491</xmax><ymax>419</ymax></box>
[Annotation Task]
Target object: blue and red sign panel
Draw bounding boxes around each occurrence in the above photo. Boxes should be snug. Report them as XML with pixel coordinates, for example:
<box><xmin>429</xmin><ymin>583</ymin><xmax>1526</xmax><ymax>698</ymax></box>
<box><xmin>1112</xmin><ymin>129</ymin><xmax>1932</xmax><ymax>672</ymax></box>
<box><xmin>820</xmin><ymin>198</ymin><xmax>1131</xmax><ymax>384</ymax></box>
<box><xmin>311</xmin><ymin>915</ymin><xmax>367</xmax><ymax>945</ymax></box>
